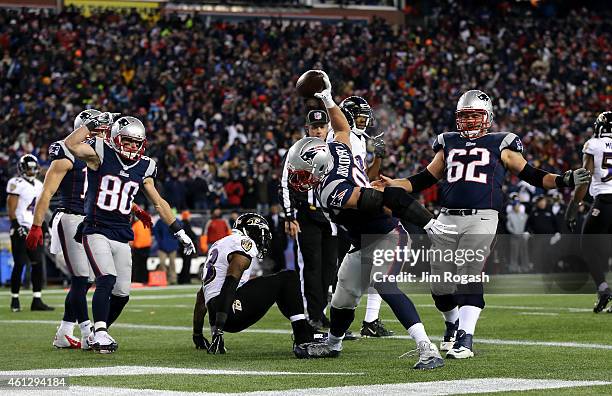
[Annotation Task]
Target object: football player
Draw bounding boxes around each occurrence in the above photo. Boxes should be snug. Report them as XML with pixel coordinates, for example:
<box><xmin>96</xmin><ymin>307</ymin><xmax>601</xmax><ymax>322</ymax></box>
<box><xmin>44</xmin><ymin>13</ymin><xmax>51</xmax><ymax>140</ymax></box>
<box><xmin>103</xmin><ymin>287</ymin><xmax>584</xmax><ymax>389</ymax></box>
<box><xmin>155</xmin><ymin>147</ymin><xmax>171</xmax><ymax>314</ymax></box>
<box><xmin>64</xmin><ymin>113</ymin><xmax>195</xmax><ymax>353</ymax></box>
<box><xmin>565</xmin><ymin>111</ymin><xmax>612</xmax><ymax>312</ymax></box>
<box><xmin>25</xmin><ymin>109</ymin><xmax>152</xmax><ymax>350</ymax></box>
<box><xmin>331</xmin><ymin>96</ymin><xmax>393</xmax><ymax>338</ymax></box>
<box><xmin>7</xmin><ymin>154</ymin><xmax>53</xmax><ymax>312</ymax></box>
<box><xmin>287</xmin><ymin>71</ymin><xmax>457</xmax><ymax>369</ymax></box>
<box><xmin>376</xmin><ymin>90</ymin><xmax>590</xmax><ymax>359</ymax></box>
<box><xmin>193</xmin><ymin>213</ymin><xmax>333</xmax><ymax>358</ymax></box>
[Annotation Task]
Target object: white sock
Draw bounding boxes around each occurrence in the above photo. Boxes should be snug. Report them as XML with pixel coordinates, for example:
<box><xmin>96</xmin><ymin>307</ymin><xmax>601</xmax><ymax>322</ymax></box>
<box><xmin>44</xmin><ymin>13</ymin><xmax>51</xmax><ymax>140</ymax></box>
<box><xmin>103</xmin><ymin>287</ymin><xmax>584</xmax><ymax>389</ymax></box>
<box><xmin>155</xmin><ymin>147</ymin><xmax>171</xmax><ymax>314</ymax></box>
<box><xmin>289</xmin><ymin>314</ymin><xmax>306</xmax><ymax>322</ymax></box>
<box><xmin>458</xmin><ymin>306</ymin><xmax>482</xmax><ymax>335</ymax></box>
<box><xmin>442</xmin><ymin>307</ymin><xmax>459</xmax><ymax>323</ymax></box>
<box><xmin>598</xmin><ymin>282</ymin><xmax>609</xmax><ymax>292</ymax></box>
<box><xmin>59</xmin><ymin>320</ymin><xmax>76</xmax><ymax>335</ymax></box>
<box><xmin>364</xmin><ymin>293</ymin><xmax>382</xmax><ymax>322</ymax></box>
<box><xmin>94</xmin><ymin>321</ymin><xmax>107</xmax><ymax>332</ymax></box>
<box><xmin>33</xmin><ymin>292</ymin><xmax>42</xmax><ymax>298</ymax></box>
<box><xmin>11</xmin><ymin>293</ymin><xmax>19</xmax><ymax>298</ymax></box>
<box><xmin>79</xmin><ymin>320</ymin><xmax>92</xmax><ymax>336</ymax></box>
<box><xmin>407</xmin><ymin>322</ymin><xmax>430</xmax><ymax>345</ymax></box>
<box><xmin>327</xmin><ymin>332</ymin><xmax>344</xmax><ymax>351</ymax></box>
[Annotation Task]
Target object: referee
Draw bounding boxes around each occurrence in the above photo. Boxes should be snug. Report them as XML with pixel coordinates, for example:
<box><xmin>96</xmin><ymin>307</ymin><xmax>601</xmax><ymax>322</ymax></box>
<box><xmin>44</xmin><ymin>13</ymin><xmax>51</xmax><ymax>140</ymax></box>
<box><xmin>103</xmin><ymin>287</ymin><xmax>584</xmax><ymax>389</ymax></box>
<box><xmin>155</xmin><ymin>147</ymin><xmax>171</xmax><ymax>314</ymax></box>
<box><xmin>280</xmin><ymin>109</ymin><xmax>338</xmax><ymax>330</ymax></box>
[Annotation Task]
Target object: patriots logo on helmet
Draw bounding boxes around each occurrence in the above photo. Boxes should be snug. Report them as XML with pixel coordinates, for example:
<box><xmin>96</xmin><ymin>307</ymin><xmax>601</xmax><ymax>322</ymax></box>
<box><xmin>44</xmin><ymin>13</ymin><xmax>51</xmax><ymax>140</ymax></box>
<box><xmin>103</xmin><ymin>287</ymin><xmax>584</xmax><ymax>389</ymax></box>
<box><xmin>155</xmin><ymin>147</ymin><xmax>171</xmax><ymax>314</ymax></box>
<box><xmin>300</xmin><ymin>146</ymin><xmax>327</xmax><ymax>165</ymax></box>
<box><xmin>477</xmin><ymin>93</ymin><xmax>490</xmax><ymax>101</ymax></box>
<box><xmin>118</xmin><ymin>118</ymin><xmax>131</xmax><ymax>128</ymax></box>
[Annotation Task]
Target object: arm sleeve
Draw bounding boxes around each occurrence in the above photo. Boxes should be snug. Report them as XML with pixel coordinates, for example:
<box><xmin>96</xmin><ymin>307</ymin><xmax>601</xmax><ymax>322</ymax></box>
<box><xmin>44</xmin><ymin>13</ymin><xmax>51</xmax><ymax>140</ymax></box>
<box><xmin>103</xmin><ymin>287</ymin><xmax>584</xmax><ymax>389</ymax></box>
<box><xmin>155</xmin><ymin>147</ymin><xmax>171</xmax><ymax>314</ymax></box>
<box><xmin>279</xmin><ymin>154</ymin><xmax>296</xmax><ymax>220</ymax></box>
<box><xmin>320</xmin><ymin>179</ymin><xmax>355</xmax><ymax>209</ymax></box>
<box><xmin>143</xmin><ymin>158</ymin><xmax>157</xmax><ymax>182</ymax></box>
<box><xmin>582</xmin><ymin>139</ymin><xmax>596</xmax><ymax>155</ymax></box>
<box><xmin>6</xmin><ymin>178</ymin><xmax>22</xmax><ymax>196</ymax></box>
<box><xmin>90</xmin><ymin>137</ymin><xmax>105</xmax><ymax>164</ymax></box>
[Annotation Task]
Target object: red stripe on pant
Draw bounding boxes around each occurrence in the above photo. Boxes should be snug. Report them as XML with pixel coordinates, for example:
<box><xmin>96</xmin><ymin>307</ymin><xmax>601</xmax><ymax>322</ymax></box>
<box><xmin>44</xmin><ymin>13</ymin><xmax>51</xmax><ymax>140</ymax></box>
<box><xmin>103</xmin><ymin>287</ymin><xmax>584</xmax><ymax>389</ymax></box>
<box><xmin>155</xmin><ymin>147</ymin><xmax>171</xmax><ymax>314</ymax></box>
<box><xmin>83</xmin><ymin>235</ymin><xmax>103</xmax><ymax>277</ymax></box>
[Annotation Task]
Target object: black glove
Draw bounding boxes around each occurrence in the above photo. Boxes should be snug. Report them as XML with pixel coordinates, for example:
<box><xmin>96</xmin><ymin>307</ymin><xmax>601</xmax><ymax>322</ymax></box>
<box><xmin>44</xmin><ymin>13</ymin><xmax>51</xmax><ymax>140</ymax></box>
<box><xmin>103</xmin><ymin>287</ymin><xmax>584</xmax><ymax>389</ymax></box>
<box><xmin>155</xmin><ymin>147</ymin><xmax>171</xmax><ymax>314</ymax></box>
<box><xmin>193</xmin><ymin>333</ymin><xmax>211</xmax><ymax>350</ymax></box>
<box><xmin>84</xmin><ymin>112</ymin><xmax>116</xmax><ymax>131</ymax></box>
<box><xmin>371</xmin><ymin>133</ymin><xmax>386</xmax><ymax>159</ymax></box>
<box><xmin>565</xmin><ymin>201</ymin><xmax>579</xmax><ymax>232</ymax></box>
<box><xmin>10</xmin><ymin>219</ymin><xmax>27</xmax><ymax>239</ymax></box>
<box><xmin>207</xmin><ymin>330</ymin><xmax>226</xmax><ymax>354</ymax></box>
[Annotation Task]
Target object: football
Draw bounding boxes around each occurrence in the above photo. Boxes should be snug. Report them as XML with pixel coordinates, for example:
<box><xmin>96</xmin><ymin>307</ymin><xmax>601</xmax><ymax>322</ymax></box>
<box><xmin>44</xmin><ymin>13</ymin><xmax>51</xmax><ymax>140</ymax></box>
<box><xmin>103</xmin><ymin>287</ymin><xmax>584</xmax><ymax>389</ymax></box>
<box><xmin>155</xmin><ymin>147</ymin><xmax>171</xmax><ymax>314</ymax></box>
<box><xmin>296</xmin><ymin>70</ymin><xmax>326</xmax><ymax>98</ymax></box>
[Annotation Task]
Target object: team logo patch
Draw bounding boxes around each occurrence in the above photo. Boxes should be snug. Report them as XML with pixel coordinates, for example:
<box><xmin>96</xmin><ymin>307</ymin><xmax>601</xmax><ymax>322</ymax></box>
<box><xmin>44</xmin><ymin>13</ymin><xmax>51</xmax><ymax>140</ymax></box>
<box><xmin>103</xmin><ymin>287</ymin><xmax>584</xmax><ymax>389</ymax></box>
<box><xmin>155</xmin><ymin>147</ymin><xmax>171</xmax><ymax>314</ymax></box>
<box><xmin>314</xmin><ymin>112</ymin><xmax>322</xmax><ymax>120</ymax></box>
<box><xmin>8</xmin><ymin>183</ymin><xmax>16</xmax><ymax>192</ymax></box>
<box><xmin>300</xmin><ymin>145</ymin><xmax>327</xmax><ymax>165</ymax></box>
<box><xmin>49</xmin><ymin>143</ymin><xmax>61</xmax><ymax>157</ymax></box>
<box><xmin>232</xmin><ymin>299</ymin><xmax>242</xmax><ymax>313</ymax></box>
<box><xmin>515</xmin><ymin>138</ymin><xmax>523</xmax><ymax>152</ymax></box>
<box><xmin>330</xmin><ymin>188</ymin><xmax>348</xmax><ymax>208</ymax></box>
<box><xmin>241</xmin><ymin>239</ymin><xmax>253</xmax><ymax>251</ymax></box>
<box><xmin>592</xmin><ymin>208</ymin><xmax>600</xmax><ymax>217</ymax></box>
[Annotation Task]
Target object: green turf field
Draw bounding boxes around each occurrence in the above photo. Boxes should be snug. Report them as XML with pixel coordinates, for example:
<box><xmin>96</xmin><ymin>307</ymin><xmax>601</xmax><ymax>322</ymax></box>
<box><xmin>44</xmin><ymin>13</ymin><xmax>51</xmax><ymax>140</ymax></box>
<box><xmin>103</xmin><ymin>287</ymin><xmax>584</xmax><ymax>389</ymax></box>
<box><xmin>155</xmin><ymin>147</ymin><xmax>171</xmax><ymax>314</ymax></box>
<box><xmin>1</xmin><ymin>280</ymin><xmax>611</xmax><ymax>395</ymax></box>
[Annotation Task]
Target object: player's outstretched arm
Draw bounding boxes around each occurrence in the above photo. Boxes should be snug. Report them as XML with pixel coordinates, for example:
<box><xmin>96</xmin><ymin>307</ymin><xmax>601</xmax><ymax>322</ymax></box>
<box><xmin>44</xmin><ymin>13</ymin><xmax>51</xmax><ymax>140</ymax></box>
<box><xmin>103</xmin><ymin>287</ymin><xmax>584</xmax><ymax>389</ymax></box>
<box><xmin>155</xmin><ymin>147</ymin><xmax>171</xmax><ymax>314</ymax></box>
<box><xmin>565</xmin><ymin>153</ymin><xmax>594</xmax><ymax>231</ymax></box>
<box><xmin>502</xmin><ymin>150</ymin><xmax>590</xmax><ymax>190</ymax></box>
<box><xmin>208</xmin><ymin>253</ymin><xmax>251</xmax><ymax>355</ymax></box>
<box><xmin>142</xmin><ymin>178</ymin><xmax>196</xmax><ymax>255</ymax></box>
<box><xmin>193</xmin><ymin>288</ymin><xmax>210</xmax><ymax>350</ymax></box>
<box><xmin>25</xmin><ymin>159</ymin><xmax>72</xmax><ymax>250</ymax></box>
<box><xmin>313</xmin><ymin>71</ymin><xmax>351</xmax><ymax>150</ymax></box>
<box><xmin>373</xmin><ymin>151</ymin><xmax>444</xmax><ymax>192</ymax></box>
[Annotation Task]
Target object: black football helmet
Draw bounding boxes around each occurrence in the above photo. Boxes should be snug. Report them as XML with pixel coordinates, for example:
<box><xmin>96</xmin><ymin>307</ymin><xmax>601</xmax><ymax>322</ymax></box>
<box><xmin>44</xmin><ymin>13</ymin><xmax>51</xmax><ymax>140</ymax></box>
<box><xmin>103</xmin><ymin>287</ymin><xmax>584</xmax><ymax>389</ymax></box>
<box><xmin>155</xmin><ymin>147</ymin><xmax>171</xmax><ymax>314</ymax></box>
<box><xmin>339</xmin><ymin>96</ymin><xmax>374</xmax><ymax>135</ymax></box>
<box><xmin>17</xmin><ymin>154</ymin><xmax>39</xmax><ymax>181</ymax></box>
<box><xmin>234</xmin><ymin>213</ymin><xmax>272</xmax><ymax>259</ymax></box>
<box><xmin>594</xmin><ymin>111</ymin><xmax>612</xmax><ymax>138</ymax></box>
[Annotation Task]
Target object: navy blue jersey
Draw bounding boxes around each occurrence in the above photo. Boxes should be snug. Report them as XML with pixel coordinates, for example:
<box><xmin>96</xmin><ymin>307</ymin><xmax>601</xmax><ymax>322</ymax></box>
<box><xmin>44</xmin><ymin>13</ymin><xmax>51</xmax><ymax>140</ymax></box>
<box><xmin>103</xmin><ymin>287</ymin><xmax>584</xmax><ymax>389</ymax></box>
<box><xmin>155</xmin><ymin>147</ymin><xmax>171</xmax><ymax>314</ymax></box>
<box><xmin>432</xmin><ymin>132</ymin><xmax>523</xmax><ymax>211</ymax></box>
<box><xmin>48</xmin><ymin>140</ymin><xmax>88</xmax><ymax>215</ymax></box>
<box><xmin>316</xmin><ymin>141</ymin><xmax>397</xmax><ymax>246</ymax></box>
<box><xmin>83</xmin><ymin>137</ymin><xmax>157</xmax><ymax>242</ymax></box>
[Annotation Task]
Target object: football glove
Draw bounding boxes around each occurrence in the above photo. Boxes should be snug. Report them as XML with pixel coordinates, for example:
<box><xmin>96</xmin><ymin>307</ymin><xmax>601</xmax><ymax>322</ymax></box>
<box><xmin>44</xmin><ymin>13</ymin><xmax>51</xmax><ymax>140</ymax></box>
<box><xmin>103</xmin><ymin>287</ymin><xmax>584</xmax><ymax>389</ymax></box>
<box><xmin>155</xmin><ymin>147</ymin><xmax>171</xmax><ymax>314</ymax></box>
<box><xmin>83</xmin><ymin>112</ymin><xmax>118</xmax><ymax>131</ymax></box>
<box><xmin>424</xmin><ymin>218</ymin><xmax>458</xmax><ymax>244</ymax></box>
<box><xmin>562</xmin><ymin>168</ymin><xmax>590</xmax><ymax>188</ymax></box>
<box><xmin>371</xmin><ymin>133</ymin><xmax>386</xmax><ymax>159</ymax></box>
<box><xmin>313</xmin><ymin>71</ymin><xmax>335</xmax><ymax>108</ymax></box>
<box><xmin>207</xmin><ymin>330</ymin><xmax>226</xmax><ymax>354</ymax></box>
<box><xmin>174</xmin><ymin>229</ymin><xmax>196</xmax><ymax>256</ymax></box>
<box><xmin>564</xmin><ymin>201</ymin><xmax>579</xmax><ymax>232</ymax></box>
<box><xmin>132</xmin><ymin>204</ymin><xmax>153</xmax><ymax>229</ymax></box>
<box><xmin>26</xmin><ymin>224</ymin><xmax>43</xmax><ymax>250</ymax></box>
<box><xmin>193</xmin><ymin>333</ymin><xmax>211</xmax><ymax>350</ymax></box>
<box><xmin>10</xmin><ymin>219</ymin><xmax>28</xmax><ymax>239</ymax></box>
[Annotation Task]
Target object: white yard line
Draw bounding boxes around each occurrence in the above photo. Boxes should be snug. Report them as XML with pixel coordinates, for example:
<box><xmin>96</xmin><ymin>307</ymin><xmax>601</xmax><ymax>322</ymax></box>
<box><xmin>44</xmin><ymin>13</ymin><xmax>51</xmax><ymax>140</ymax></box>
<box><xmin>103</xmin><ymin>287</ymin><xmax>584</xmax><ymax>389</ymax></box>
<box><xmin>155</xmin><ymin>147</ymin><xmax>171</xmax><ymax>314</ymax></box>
<box><xmin>2</xmin><ymin>320</ymin><xmax>611</xmax><ymax>350</ymax></box>
<box><xmin>1</xmin><ymin>378</ymin><xmax>610</xmax><ymax>396</ymax></box>
<box><xmin>519</xmin><ymin>312</ymin><xmax>559</xmax><ymax>316</ymax></box>
<box><xmin>0</xmin><ymin>366</ymin><xmax>362</xmax><ymax>377</ymax></box>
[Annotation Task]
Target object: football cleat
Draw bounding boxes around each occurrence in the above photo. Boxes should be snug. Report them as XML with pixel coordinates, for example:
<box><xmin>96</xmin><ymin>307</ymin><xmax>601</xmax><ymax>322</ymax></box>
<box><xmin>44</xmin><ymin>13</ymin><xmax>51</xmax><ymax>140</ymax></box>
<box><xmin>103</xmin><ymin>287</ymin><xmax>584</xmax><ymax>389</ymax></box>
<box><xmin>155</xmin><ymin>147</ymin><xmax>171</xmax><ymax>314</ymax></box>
<box><xmin>343</xmin><ymin>330</ymin><xmax>358</xmax><ymax>341</ymax></box>
<box><xmin>31</xmin><ymin>298</ymin><xmax>54</xmax><ymax>311</ymax></box>
<box><xmin>53</xmin><ymin>332</ymin><xmax>81</xmax><ymax>349</ymax></box>
<box><xmin>91</xmin><ymin>331</ymin><xmax>118</xmax><ymax>354</ymax></box>
<box><xmin>293</xmin><ymin>342</ymin><xmax>340</xmax><ymax>359</ymax></box>
<box><xmin>10</xmin><ymin>297</ymin><xmax>21</xmax><ymax>312</ymax></box>
<box><xmin>593</xmin><ymin>288</ymin><xmax>612</xmax><ymax>313</ymax></box>
<box><xmin>81</xmin><ymin>333</ymin><xmax>94</xmax><ymax>351</ymax></box>
<box><xmin>440</xmin><ymin>320</ymin><xmax>459</xmax><ymax>352</ymax></box>
<box><xmin>446</xmin><ymin>330</ymin><xmax>474</xmax><ymax>359</ymax></box>
<box><xmin>401</xmin><ymin>341</ymin><xmax>445</xmax><ymax>370</ymax></box>
<box><xmin>360</xmin><ymin>319</ymin><xmax>394</xmax><ymax>338</ymax></box>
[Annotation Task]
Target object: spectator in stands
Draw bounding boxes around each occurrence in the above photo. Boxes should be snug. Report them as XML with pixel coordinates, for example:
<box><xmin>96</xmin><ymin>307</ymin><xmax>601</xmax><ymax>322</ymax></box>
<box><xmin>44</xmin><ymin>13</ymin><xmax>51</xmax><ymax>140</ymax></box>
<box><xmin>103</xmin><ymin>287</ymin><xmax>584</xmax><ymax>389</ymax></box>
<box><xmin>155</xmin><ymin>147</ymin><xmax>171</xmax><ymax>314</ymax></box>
<box><xmin>265</xmin><ymin>204</ymin><xmax>288</xmax><ymax>273</ymax></box>
<box><xmin>178</xmin><ymin>211</ymin><xmax>197</xmax><ymax>285</ymax></box>
<box><xmin>200</xmin><ymin>208</ymin><xmax>231</xmax><ymax>254</ymax></box>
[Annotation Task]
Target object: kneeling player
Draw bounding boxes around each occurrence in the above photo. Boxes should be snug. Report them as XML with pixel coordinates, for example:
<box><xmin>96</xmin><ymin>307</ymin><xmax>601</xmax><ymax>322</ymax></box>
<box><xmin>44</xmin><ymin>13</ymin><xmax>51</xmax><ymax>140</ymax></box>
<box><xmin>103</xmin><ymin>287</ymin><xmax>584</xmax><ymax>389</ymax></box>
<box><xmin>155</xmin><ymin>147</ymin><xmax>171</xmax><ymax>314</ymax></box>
<box><xmin>192</xmin><ymin>213</ymin><xmax>334</xmax><ymax>358</ymax></box>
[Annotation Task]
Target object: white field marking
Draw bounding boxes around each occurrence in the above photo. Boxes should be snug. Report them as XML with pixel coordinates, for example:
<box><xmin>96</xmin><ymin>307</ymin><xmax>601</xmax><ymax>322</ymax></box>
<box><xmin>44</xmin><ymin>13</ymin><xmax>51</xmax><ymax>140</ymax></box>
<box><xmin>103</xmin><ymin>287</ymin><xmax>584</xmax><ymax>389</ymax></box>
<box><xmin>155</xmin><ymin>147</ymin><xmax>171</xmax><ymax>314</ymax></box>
<box><xmin>3</xmin><ymin>378</ymin><xmax>610</xmax><ymax>396</ymax></box>
<box><xmin>0</xmin><ymin>366</ymin><xmax>362</xmax><ymax>378</ymax></box>
<box><xmin>2</xmin><ymin>320</ymin><xmax>612</xmax><ymax>350</ymax></box>
<box><xmin>519</xmin><ymin>312</ymin><xmax>560</xmax><ymax>316</ymax></box>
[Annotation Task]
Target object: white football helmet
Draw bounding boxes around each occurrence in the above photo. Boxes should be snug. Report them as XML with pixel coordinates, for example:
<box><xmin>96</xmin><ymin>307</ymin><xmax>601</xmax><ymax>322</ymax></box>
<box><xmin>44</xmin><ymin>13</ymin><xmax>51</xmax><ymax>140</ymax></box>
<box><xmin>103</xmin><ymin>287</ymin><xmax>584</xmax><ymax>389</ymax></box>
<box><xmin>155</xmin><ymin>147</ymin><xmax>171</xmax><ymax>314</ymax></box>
<box><xmin>286</xmin><ymin>137</ymin><xmax>333</xmax><ymax>192</ymax></box>
<box><xmin>74</xmin><ymin>109</ymin><xmax>111</xmax><ymax>138</ymax></box>
<box><xmin>109</xmin><ymin>116</ymin><xmax>146</xmax><ymax>161</ymax></box>
<box><xmin>456</xmin><ymin>90</ymin><xmax>494</xmax><ymax>138</ymax></box>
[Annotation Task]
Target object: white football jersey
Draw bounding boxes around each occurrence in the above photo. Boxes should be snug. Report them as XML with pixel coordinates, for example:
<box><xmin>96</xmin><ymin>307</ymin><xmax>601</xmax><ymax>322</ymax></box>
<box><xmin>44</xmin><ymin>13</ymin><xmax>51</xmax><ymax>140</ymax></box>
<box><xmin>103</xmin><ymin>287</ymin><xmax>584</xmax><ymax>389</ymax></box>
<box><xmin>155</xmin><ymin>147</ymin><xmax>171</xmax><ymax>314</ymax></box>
<box><xmin>583</xmin><ymin>137</ymin><xmax>612</xmax><ymax>197</ymax></box>
<box><xmin>201</xmin><ymin>230</ymin><xmax>259</xmax><ymax>305</ymax></box>
<box><xmin>326</xmin><ymin>128</ymin><xmax>371</xmax><ymax>186</ymax></box>
<box><xmin>6</xmin><ymin>176</ymin><xmax>43</xmax><ymax>228</ymax></box>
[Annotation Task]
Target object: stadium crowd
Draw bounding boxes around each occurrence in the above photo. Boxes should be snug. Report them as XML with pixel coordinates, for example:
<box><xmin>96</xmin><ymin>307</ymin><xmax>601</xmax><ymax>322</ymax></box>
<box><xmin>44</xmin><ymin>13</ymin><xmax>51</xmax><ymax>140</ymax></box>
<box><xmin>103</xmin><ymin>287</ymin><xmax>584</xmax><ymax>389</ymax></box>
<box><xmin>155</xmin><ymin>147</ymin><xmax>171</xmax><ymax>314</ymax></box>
<box><xmin>0</xmin><ymin>2</ymin><xmax>609</xmax><ymax>222</ymax></box>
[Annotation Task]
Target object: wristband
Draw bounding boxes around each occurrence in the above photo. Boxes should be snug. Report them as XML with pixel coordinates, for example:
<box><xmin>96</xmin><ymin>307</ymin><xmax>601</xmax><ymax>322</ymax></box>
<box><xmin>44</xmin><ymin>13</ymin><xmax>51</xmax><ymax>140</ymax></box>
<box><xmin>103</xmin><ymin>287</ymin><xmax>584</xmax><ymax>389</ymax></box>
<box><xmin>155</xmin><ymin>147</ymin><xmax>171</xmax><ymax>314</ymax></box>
<box><xmin>169</xmin><ymin>220</ymin><xmax>183</xmax><ymax>234</ymax></box>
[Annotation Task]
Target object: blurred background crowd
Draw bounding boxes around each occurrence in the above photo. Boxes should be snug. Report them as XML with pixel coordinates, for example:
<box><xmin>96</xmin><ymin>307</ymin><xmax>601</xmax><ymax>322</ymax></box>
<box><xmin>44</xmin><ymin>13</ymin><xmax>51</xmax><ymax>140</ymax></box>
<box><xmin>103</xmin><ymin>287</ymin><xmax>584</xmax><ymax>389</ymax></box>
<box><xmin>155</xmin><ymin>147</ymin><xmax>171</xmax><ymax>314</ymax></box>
<box><xmin>0</xmin><ymin>1</ymin><xmax>609</xmax><ymax>276</ymax></box>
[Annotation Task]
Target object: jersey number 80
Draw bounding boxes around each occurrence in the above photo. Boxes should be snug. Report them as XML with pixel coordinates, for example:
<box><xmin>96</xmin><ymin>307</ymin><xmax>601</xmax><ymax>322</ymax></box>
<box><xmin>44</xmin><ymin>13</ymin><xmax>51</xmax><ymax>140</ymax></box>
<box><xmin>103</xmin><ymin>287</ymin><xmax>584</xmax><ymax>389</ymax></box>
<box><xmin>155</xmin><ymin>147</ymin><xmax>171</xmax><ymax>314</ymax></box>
<box><xmin>96</xmin><ymin>175</ymin><xmax>139</xmax><ymax>214</ymax></box>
